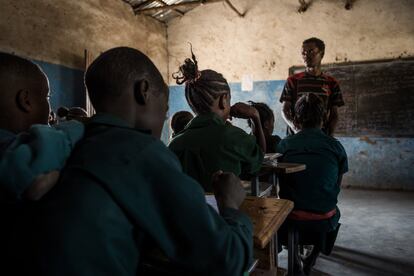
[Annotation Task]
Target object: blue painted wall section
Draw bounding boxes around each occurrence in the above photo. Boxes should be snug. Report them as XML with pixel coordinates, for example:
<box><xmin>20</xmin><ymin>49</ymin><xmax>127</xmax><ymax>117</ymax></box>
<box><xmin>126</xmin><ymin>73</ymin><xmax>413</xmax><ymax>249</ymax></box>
<box><xmin>33</xmin><ymin>60</ymin><xmax>85</xmax><ymax>111</ymax></box>
<box><xmin>167</xmin><ymin>80</ymin><xmax>414</xmax><ymax>190</ymax></box>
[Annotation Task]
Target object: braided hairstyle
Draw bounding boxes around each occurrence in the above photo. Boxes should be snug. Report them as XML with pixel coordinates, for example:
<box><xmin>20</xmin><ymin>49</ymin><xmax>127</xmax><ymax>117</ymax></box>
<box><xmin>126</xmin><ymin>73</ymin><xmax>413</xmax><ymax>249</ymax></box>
<box><xmin>172</xmin><ymin>46</ymin><xmax>230</xmax><ymax>115</ymax></box>
<box><xmin>247</xmin><ymin>101</ymin><xmax>275</xmax><ymax>133</ymax></box>
<box><xmin>293</xmin><ymin>93</ymin><xmax>326</xmax><ymax>129</ymax></box>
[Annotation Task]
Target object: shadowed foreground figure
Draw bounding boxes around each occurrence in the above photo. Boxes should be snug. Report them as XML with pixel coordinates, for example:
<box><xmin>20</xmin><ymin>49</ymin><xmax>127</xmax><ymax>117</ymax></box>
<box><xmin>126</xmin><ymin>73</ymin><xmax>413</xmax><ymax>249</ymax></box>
<box><xmin>21</xmin><ymin>47</ymin><xmax>253</xmax><ymax>276</ymax></box>
<box><xmin>277</xmin><ymin>93</ymin><xmax>348</xmax><ymax>275</ymax></box>
<box><xmin>0</xmin><ymin>52</ymin><xmax>84</xmax><ymax>272</ymax></box>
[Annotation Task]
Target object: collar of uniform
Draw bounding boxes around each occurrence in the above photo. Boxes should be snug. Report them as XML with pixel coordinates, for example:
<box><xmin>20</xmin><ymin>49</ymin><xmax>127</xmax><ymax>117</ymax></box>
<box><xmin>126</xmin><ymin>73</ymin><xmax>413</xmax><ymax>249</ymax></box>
<box><xmin>186</xmin><ymin>112</ymin><xmax>225</xmax><ymax>129</ymax></box>
<box><xmin>298</xmin><ymin>127</ymin><xmax>324</xmax><ymax>135</ymax></box>
<box><xmin>88</xmin><ymin>113</ymin><xmax>152</xmax><ymax>134</ymax></box>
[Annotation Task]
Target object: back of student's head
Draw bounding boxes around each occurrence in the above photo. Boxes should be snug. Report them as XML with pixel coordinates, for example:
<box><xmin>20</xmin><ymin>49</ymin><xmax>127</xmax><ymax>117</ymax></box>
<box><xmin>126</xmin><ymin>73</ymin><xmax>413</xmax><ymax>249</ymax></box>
<box><xmin>172</xmin><ymin>49</ymin><xmax>230</xmax><ymax>115</ymax></box>
<box><xmin>247</xmin><ymin>101</ymin><xmax>275</xmax><ymax>134</ymax></box>
<box><xmin>85</xmin><ymin>47</ymin><xmax>165</xmax><ymax>112</ymax></box>
<box><xmin>294</xmin><ymin>93</ymin><xmax>326</xmax><ymax>129</ymax></box>
<box><xmin>0</xmin><ymin>52</ymin><xmax>50</xmax><ymax>132</ymax></box>
<box><xmin>171</xmin><ymin>111</ymin><xmax>193</xmax><ymax>136</ymax></box>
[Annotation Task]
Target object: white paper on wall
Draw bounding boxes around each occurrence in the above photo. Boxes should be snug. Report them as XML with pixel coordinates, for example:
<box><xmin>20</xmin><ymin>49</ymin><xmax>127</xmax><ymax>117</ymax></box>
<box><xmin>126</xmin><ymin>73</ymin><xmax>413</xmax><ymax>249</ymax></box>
<box><xmin>241</xmin><ymin>74</ymin><xmax>253</xmax><ymax>91</ymax></box>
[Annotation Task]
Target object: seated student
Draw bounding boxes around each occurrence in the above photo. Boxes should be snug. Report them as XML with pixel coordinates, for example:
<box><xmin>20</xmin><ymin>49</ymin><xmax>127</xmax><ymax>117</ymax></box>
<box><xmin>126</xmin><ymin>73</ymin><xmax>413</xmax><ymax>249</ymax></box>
<box><xmin>170</xmin><ymin>110</ymin><xmax>193</xmax><ymax>138</ymax></box>
<box><xmin>0</xmin><ymin>52</ymin><xmax>84</xmax><ymax>202</ymax></box>
<box><xmin>276</xmin><ymin>93</ymin><xmax>348</xmax><ymax>275</ymax></box>
<box><xmin>247</xmin><ymin>101</ymin><xmax>281</xmax><ymax>153</ymax></box>
<box><xmin>0</xmin><ymin>52</ymin><xmax>84</xmax><ymax>272</ymax></box>
<box><xmin>21</xmin><ymin>47</ymin><xmax>253</xmax><ymax>276</ymax></box>
<box><xmin>168</xmin><ymin>51</ymin><xmax>265</xmax><ymax>192</ymax></box>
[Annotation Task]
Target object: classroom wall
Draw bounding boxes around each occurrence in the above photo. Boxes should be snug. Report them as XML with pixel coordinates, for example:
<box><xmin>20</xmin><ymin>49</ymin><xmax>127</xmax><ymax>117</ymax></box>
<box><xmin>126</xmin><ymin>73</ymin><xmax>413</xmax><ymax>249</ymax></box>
<box><xmin>0</xmin><ymin>0</ymin><xmax>168</xmax><ymax>109</ymax></box>
<box><xmin>166</xmin><ymin>0</ymin><xmax>414</xmax><ymax>190</ymax></box>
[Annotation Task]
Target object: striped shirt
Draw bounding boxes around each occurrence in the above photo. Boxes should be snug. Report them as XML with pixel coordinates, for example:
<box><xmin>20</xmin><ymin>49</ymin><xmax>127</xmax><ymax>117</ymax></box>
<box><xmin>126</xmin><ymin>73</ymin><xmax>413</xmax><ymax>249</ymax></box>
<box><xmin>280</xmin><ymin>71</ymin><xmax>344</xmax><ymax>111</ymax></box>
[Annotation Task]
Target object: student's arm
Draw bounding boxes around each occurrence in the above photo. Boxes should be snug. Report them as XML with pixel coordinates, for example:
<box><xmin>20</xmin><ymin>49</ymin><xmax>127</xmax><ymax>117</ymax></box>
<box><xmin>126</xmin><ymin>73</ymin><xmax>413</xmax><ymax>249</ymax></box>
<box><xmin>231</xmin><ymin>102</ymin><xmax>266</xmax><ymax>153</ymax></box>
<box><xmin>0</xmin><ymin>120</ymin><xmax>84</xmax><ymax>201</ymax></box>
<box><xmin>135</xmin><ymin>143</ymin><xmax>253</xmax><ymax>275</ymax></box>
<box><xmin>281</xmin><ymin>101</ymin><xmax>298</xmax><ymax>133</ymax></box>
<box><xmin>326</xmin><ymin>105</ymin><xmax>339</xmax><ymax>136</ymax></box>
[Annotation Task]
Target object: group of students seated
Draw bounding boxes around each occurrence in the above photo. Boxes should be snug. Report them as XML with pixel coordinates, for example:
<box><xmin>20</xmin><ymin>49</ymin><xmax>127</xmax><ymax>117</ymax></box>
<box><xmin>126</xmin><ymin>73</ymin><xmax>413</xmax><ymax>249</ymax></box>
<box><xmin>0</xmin><ymin>46</ymin><xmax>347</xmax><ymax>276</ymax></box>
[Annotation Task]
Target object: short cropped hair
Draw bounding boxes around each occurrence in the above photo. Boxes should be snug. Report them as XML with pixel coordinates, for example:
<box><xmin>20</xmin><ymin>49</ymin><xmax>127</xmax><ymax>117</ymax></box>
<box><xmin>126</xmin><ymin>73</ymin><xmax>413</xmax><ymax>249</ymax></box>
<box><xmin>247</xmin><ymin>101</ymin><xmax>274</xmax><ymax>130</ymax></box>
<box><xmin>303</xmin><ymin>37</ymin><xmax>325</xmax><ymax>53</ymax></box>
<box><xmin>85</xmin><ymin>47</ymin><xmax>164</xmax><ymax>111</ymax></box>
<box><xmin>0</xmin><ymin>52</ymin><xmax>43</xmax><ymax>90</ymax></box>
<box><xmin>293</xmin><ymin>93</ymin><xmax>326</xmax><ymax>129</ymax></box>
<box><xmin>171</xmin><ymin>111</ymin><xmax>193</xmax><ymax>136</ymax></box>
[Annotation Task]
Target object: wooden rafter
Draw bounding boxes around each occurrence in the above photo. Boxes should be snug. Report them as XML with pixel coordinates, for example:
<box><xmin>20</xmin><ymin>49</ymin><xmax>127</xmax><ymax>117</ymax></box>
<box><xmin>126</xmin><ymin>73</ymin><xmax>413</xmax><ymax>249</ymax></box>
<box><xmin>153</xmin><ymin>0</ymin><xmax>184</xmax><ymax>16</ymax></box>
<box><xmin>225</xmin><ymin>0</ymin><xmax>244</xmax><ymax>17</ymax></box>
<box><xmin>134</xmin><ymin>0</ymin><xmax>223</xmax><ymax>14</ymax></box>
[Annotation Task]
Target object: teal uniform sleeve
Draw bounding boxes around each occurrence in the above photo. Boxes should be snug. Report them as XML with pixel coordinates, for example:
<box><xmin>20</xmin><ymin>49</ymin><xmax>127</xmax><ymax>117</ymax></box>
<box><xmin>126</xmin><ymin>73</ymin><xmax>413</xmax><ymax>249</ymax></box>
<box><xmin>108</xmin><ymin>141</ymin><xmax>254</xmax><ymax>275</ymax></box>
<box><xmin>0</xmin><ymin>120</ymin><xmax>84</xmax><ymax>201</ymax></box>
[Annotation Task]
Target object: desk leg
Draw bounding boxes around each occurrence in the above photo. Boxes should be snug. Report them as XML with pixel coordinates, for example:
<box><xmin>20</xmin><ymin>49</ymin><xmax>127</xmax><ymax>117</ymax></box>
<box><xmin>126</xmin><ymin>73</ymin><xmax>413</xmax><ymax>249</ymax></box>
<box><xmin>274</xmin><ymin>233</ymin><xmax>278</xmax><ymax>270</ymax></box>
<box><xmin>287</xmin><ymin>225</ymin><xmax>296</xmax><ymax>276</ymax></box>
<box><xmin>251</xmin><ymin>176</ymin><xmax>259</xmax><ymax>196</ymax></box>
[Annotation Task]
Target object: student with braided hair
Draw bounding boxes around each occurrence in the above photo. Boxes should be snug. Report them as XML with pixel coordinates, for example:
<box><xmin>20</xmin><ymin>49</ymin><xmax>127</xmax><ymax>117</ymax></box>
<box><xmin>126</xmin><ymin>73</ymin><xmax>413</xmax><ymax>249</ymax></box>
<box><xmin>168</xmin><ymin>50</ymin><xmax>265</xmax><ymax>192</ymax></box>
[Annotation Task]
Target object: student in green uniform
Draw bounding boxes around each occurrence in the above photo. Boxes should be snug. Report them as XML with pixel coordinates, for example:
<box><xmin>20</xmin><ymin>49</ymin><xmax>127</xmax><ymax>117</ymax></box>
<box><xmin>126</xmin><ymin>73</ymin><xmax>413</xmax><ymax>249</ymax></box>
<box><xmin>0</xmin><ymin>52</ymin><xmax>84</xmax><ymax>201</ymax></box>
<box><xmin>0</xmin><ymin>52</ymin><xmax>84</xmax><ymax>273</ymax></box>
<box><xmin>276</xmin><ymin>93</ymin><xmax>348</xmax><ymax>275</ymax></box>
<box><xmin>168</xmin><ymin>50</ymin><xmax>265</xmax><ymax>192</ymax></box>
<box><xmin>247</xmin><ymin>101</ymin><xmax>281</xmax><ymax>153</ymax></box>
<box><xmin>22</xmin><ymin>47</ymin><xmax>253</xmax><ymax>276</ymax></box>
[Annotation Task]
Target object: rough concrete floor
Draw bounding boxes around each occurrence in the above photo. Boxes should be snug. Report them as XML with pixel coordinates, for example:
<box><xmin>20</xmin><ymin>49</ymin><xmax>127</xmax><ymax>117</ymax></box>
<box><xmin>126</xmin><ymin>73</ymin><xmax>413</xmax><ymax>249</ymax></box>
<box><xmin>278</xmin><ymin>189</ymin><xmax>414</xmax><ymax>276</ymax></box>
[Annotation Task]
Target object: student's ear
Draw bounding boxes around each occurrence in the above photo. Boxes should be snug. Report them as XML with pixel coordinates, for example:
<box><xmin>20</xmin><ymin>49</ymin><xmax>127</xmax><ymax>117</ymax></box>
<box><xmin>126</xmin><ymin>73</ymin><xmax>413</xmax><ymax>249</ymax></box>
<box><xmin>218</xmin><ymin>93</ymin><xmax>229</xmax><ymax>110</ymax></box>
<box><xmin>16</xmin><ymin>89</ymin><xmax>32</xmax><ymax>112</ymax></box>
<box><xmin>320</xmin><ymin>50</ymin><xmax>325</xmax><ymax>58</ymax></box>
<box><xmin>134</xmin><ymin>79</ymin><xmax>149</xmax><ymax>106</ymax></box>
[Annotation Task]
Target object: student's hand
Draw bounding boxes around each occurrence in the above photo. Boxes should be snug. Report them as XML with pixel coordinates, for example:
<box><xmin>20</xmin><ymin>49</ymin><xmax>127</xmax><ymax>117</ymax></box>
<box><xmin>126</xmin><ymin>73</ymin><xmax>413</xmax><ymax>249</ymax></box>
<box><xmin>23</xmin><ymin>171</ymin><xmax>60</xmax><ymax>201</ymax></box>
<box><xmin>212</xmin><ymin>170</ymin><xmax>246</xmax><ymax>211</ymax></box>
<box><xmin>230</xmin><ymin>102</ymin><xmax>259</xmax><ymax>120</ymax></box>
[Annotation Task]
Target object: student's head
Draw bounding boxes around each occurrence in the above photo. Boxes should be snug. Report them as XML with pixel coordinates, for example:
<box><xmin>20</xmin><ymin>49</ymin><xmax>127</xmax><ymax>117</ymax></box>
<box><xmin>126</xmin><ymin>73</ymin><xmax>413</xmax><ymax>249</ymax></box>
<box><xmin>247</xmin><ymin>101</ymin><xmax>274</xmax><ymax>136</ymax></box>
<box><xmin>172</xmin><ymin>49</ymin><xmax>231</xmax><ymax>120</ymax></box>
<box><xmin>0</xmin><ymin>52</ymin><xmax>51</xmax><ymax>133</ymax></box>
<box><xmin>293</xmin><ymin>93</ymin><xmax>326</xmax><ymax>130</ymax></box>
<box><xmin>302</xmin><ymin>37</ymin><xmax>325</xmax><ymax>68</ymax></box>
<box><xmin>170</xmin><ymin>111</ymin><xmax>193</xmax><ymax>137</ymax></box>
<box><xmin>85</xmin><ymin>47</ymin><xmax>169</xmax><ymax>138</ymax></box>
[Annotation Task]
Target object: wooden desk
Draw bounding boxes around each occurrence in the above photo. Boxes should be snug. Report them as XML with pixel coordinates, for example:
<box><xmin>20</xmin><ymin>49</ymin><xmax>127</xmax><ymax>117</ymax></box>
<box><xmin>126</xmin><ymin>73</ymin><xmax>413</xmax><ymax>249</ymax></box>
<box><xmin>240</xmin><ymin>197</ymin><xmax>294</xmax><ymax>249</ymax></box>
<box><xmin>250</xmin><ymin>162</ymin><xmax>306</xmax><ymax>196</ymax></box>
<box><xmin>241</xmin><ymin>197</ymin><xmax>294</xmax><ymax>272</ymax></box>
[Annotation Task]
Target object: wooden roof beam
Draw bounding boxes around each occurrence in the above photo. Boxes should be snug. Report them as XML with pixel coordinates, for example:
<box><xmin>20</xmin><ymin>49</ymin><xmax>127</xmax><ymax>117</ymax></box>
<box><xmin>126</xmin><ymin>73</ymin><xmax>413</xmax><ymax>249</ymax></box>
<box><xmin>153</xmin><ymin>0</ymin><xmax>184</xmax><ymax>16</ymax></box>
<box><xmin>134</xmin><ymin>0</ymin><xmax>224</xmax><ymax>14</ymax></box>
<box><xmin>225</xmin><ymin>0</ymin><xmax>245</xmax><ymax>17</ymax></box>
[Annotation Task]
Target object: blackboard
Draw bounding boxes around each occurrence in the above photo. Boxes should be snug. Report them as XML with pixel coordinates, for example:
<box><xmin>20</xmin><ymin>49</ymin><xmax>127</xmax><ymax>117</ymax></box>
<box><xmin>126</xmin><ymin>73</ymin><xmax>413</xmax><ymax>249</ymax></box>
<box><xmin>290</xmin><ymin>58</ymin><xmax>414</xmax><ymax>137</ymax></box>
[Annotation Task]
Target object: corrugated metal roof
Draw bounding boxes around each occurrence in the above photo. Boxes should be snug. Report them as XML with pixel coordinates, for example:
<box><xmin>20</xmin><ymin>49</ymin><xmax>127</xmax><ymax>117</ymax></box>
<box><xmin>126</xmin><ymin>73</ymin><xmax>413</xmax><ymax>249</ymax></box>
<box><xmin>121</xmin><ymin>0</ymin><xmax>200</xmax><ymax>23</ymax></box>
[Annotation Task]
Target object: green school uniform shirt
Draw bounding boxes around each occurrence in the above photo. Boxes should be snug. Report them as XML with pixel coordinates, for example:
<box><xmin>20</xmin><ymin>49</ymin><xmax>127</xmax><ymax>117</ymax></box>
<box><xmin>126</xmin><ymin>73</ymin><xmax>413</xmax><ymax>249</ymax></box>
<box><xmin>26</xmin><ymin>113</ymin><xmax>253</xmax><ymax>276</ymax></box>
<box><xmin>0</xmin><ymin>121</ymin><xmax>84</xmax><ymax>201</ymax></box>
<box><xmin>276</xmin><ymin>128</ymin><xmax>348</xmax><ymax>230</ymax></box>
<box><xmin>168</xmin><ymin>113</ymin><xmax>264</xmax><ymax>192</ymax></box>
